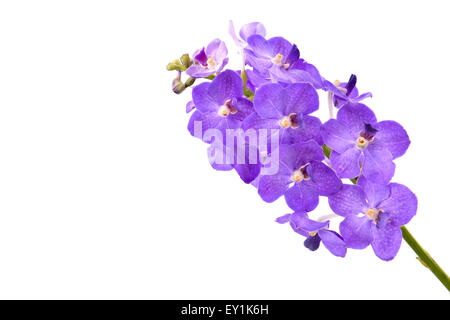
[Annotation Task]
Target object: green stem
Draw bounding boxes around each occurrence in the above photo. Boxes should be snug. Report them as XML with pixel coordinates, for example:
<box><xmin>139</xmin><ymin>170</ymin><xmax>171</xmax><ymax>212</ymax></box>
<box><xmin>400</xmin><ymin>226</ymin><xmax>450</xmax><ymax>291</ymax></box>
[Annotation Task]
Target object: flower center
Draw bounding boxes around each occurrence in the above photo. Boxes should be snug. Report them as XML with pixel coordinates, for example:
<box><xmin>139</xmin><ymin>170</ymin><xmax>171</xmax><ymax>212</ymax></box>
<box><xmin>279</xmin><ymin>113</ymin><xmax>299</xmax><ymax>129</ymax></box>
<box><xmin>271</xmin><ymin>53</ymin><xmax>284</xmax><ymax>65</ymax></box>
<box><xmin>207</xmin><ymin>57</ymin><xmax>217</xmax><ymax>68</ymax></box>
<box><xmin>356</xmin><ymin>123</ymin><xmax>378</xmax><ymax>148</ymax></box>
<box><xmin>333</xmin><ymin>80</ymin><xmax>348</xmax><ymax>94</ymax></box>
<box><xmin>356</xmin><ymin>136</ymin><xmax>370</xmax><ymax>149</ymax></box>
<box><xmin>290</xmin><ymin>164</ymin><xmax>310</xmax><ymax>183</ymax></box>
<box><xmin>218</xmin><ymin>105</ymin><xmax>230</xmax><ymax>117</ymax></box>
<box><xmin>280</xmin><ymin>116</ymin><xmax>291</xmax><ymax>128</ymax></box>
<box><xmin>217</xmin><ymin>99</ymin><xmax>237</xmax><ymax>117</ymax></box>
<box><xmin>366</xmin><ymin>208</ymin><xmax>382</xmax><ymax>221</ymax></box>
<box><xmin>308</xmin><ymin>231</ymin><xmax>318</xmax><ymax>237</ymax></box>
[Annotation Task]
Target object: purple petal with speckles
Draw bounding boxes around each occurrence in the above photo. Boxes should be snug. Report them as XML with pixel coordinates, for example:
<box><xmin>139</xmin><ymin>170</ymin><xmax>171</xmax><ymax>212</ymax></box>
<box><xmin>329</xmin><ymin>148</ymin><xmax>362</xmax><ymax>179</ymax></box>
<box><xmin>289</xmin><ymin>211</ymin><xmax>329</xmax><ymax>235</ymax></box>
<box><xmin>292</xmin><ymin>61</ymin><xmax>324</xmax><ymax>89</ymax></box>
<box><xmin>282</xmin><ymin>115</ymin><xmax>323</xmax><ymax>145</ymax></box>
<box><xmin>371</xmin><ymin>219</ymin><xmax>402</xmax><ymax>261</ymax></box>
<box><xmin>258</xmin><ymin>173</ymin><xmax>291</xmax><ymax>203</ymax></box>
<box><xmin>362</xmin><ymin>146</ymin><xmax>395</xmax><ymax>184</ymax></box>
<box><xmin>339</xmin><ymin>215</ymin><xmax>373</xmax><ymax>249</ymax></box>
<box><xmin>208</xmin><ymin>70</ymin><xmax>243</xmax><ymax>105</ymax></box>
<box><xmin>337</xmin><ymin>103</ymin><xmax>377</xmax><ymax>137</ymax></box>
<box><xmin>267</xmin><ymin>37</ymin><xmax>292</xmax><ymax>57</ymax></box>
<box><xmin>304</xmin><ymin>161</ymin><xmax>342</xmax><ymax>196</ymax></box>
<box><xmin>246</xmin><ymin>35</ymin><xmax>273</xmax><ymax>57</ymax></box>
<box><xmin>378</xmin><ymin>183</ymin><xmax>418</xmax><ymax>227</ymax></box>
<box><xmin>206</xmin><ymin>39</ymin><xmax>228</xmax><ymax>62</ymax></box>
<box><xmin>285</xmin><ymin>182</ymin><xmax>319</xmax><ymax>212</ymax></box>
<box><xmin>244</xmin><ymin>49</ymin><xmax>273</xmax><ymax>71</ymax></box>
<box><xmin>288</xmin><ymin>140</ymin><xmax>324</xmax><ymax>171</ymax></box>
<box><xmin>328</xmin><ymin>184</ymin><xmax>367</xmax><ymax>217</ymax></box>
<box><xmin>357</xmin><ymin>176</ymin><xmax>390</xmax><ymax>208</ymax></box>
<box><xmin>321</xmin><ymin>119</ymin><xmax>355</xmax><ymax>153</ymax></box>
<box><xmin>239</xmin><ymin>22</ymin><xmax>266</xmax><ymax>41</ymax></box>
<box><xmin>372</xmin><ymin>120</ymin><xmax>410</xmax><ymax>159</ymax></box>
<box><xmin>283</xmin><ymin>83</ymin><xmax>319</xmax><ymax>115</ymax></box>
<box><xmin>192</xmin><ymin>82</ymin><xmax>218</xmax><ymax>113</ymax></box>
<box><xmin>253</xmin><ymin>83</ymin><xmax>285</xmax><ymax>119</ymax></box>
<box><xmin>318</xmin><ymin>230</ymin><xmax>347</xmax><ymax>257</ymax></box>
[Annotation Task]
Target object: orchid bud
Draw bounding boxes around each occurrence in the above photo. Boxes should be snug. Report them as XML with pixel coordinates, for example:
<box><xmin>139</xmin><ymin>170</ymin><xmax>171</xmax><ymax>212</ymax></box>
<box><xmin>172</xmin><ymin>77</ymin><xmax>185</xmax><ymax>94</ymax></box>
<box><xmin>166</xmin><ymin>59</ymin><xmax>185</xmax><ymax>71</ymax></box>
<box><xmin>180</xmin><ymin>54</ymin><xmax>192</xmax><ymax>68</ymax></box>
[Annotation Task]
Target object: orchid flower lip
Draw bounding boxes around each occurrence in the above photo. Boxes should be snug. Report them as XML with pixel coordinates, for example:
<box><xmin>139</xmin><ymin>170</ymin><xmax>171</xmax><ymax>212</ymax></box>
<box><xmin>290</xmin><ymin>164</ymin><xmax>310</xmax><ymax>183</ymax></box>
<box><xmin>356</xmin><ymin>136</ymin><xmax>370</xmax><ymax>149</ymax></box>
<box><xmin>366</xmin><ymin>208</ymin><xmax>382</xmax><ymax>222</ymax></box>
<box><xmin>289</xmin><ymin>113</ymin><xmax>299</xmax><ymax>128</ymax></box>
<box><xmin>194</xmin><ymin>48</ymin><xmax>208</xmax><ymax>66</ymax></box>
<box><xmin>345</xmin><ymin>74</ymin><xmax>357</xmax><ymax>96</ymax></box>
<box><xmin>217</xmin><ymin>99</ymin><xmax>237</xmax><ymax>117</ymax></box>
<box><xmin>361</xmin><ymin>122</ymin><xmax>378</xmax><ymax>137</ymax></box>
<box><xmin>279</xmin><ymin>113</ymin><xmax>299</xmax><ymax>129</ymax></box>
<box><xmin>356</xmin><ymin>123</ymin><xmax>378</xmax><ymax>148</ymax></box>
<box><xmin>357</xmin><ymin>123</ymin><xmax>378</xmax><ymax>147</ymax></box>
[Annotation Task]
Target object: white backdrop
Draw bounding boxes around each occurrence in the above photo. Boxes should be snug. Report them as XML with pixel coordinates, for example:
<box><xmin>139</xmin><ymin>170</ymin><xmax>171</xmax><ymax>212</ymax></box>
<box><xmin>0</xmin><ymin>0</ymin><xmax>449</xmax><ymax>299</ymax></box>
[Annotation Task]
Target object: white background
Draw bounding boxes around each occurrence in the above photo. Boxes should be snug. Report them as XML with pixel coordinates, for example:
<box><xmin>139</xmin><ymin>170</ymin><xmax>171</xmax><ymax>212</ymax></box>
<box><xmin>0</xmin><ymin>0</ymin><xmax>449</xmax><ymax>299</ymax></box>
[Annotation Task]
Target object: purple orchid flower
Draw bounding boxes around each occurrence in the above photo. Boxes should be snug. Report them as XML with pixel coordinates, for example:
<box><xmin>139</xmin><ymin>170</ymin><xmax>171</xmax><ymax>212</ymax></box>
<box><xmin>321</xmin><ymin>102</ymin><xmax>410</xmax><ymax>184</ymax></box>
<box><xmin>245</xmin><ymin>60</ymin><xmax>324</xmax><ymax>91</ymax></box>
<box><xmin>258</xmin><ymin>140</ymin><xmax>342</xmax><ymax>212</ymax></box>
<box><xmin>276</xmin><ymin>211</ymin><xmax>347</xmax><ymax>257</ymax></box>
<box><xmin>228</xmin><ymin>21</ymin><xmax>266</xmax><ymax>48</ymax></box>
<box><xmin>242</xmin><ymin>82</ymin><xmax>323</xmax><ymax>145</ymax></box>
<box><xmin>324</xmin><ymin>74</ymin><xmax>372</xmax><ymax>108</ymax></box>
<box><xmin>243</xmin><ymin>35</ymin><xmax>323</xmax><ymax>88</ymax></box>
<box><xmin>186</xmin><ymin>39</ymin><xmax>229</xmax><ymax>78</ymax></box>
<box><xmin>187</xmin><ymin>70</ymin><xmax>254</xmax><ymax>140</ymax></box>
<box><xmin>244</xmin><ymin>35</ymin><xmax>293</xmax><ymax>72</ymax></box>
<box><xmin>328</xmin><ymin>176</ymin><xmax>417</xmax><ymax>261</ymax></box>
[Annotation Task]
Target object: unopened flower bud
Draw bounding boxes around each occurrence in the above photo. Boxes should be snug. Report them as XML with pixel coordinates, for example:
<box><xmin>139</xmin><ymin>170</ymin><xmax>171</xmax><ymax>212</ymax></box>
<box><xmin>180</xmin><ymin>54</ymin><xmax>192</xmax><ymax>68</ymax></box>
<box><xmin>166</xmin><ymin>59</ymin><xmax>184</xmax><ymax>71</ymax></box>
<box><xmin>172</xmin><ymin>78</ymin><xmax>185</xmax><ymax>94</ymax></box>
